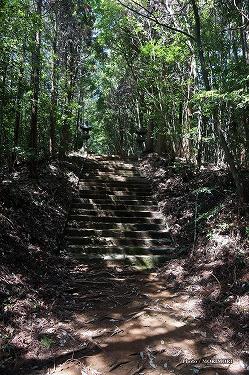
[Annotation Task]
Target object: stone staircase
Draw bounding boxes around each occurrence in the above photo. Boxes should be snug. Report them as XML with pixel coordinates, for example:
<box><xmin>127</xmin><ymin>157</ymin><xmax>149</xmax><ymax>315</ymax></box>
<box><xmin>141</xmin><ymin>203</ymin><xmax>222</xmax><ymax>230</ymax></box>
<box><xmin>64</xmin><ymin>156</ymin><xmax>176</xmax><ymax>268</ymax></box>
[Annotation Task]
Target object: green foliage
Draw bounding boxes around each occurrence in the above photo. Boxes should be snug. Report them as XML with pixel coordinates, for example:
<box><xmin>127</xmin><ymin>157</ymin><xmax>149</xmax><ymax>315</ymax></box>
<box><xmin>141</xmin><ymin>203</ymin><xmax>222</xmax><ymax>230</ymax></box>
<box><xmin>192</xmin><ymin>187</ymin><xmax>213</xmax><ymax>195</ymax></box>
<box><xmin>193</xmin><ymin>89</ymin><xmax>249</xmax><ymax>113</ymax></box>
<box><xmin>140</xmin><ymin>39</ymin><xmax>187</xmax><ymax>64</ymax></box>
<box><xmin>39</xmin><ymin>335</ymin><xmax>54</xmax><ymax>349</ymax></box>
<box><xmin>0</xmin><ymin>0</ymin><xmax>248</xmax><ymax>168</ymax></box>
<box><xmin>196</xmin><ymin>203</ymin><xmax>224</xmax><ymax>222</ymax></box>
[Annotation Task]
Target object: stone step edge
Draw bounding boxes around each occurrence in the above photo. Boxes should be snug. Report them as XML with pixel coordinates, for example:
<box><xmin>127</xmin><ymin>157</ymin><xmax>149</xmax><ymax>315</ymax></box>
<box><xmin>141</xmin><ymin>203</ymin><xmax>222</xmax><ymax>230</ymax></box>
<box><xmin>65</xmin><ymin>229</ymin><xmax>169</xmax><ymax>234</ymax></box>
<box><xmin>69</xmin><ymin>253</ymin><xmax>179</xmax><ymax>260</ymax></box>
<box><xmin>73</xmin><ymin>199</ymin><xmax>156</xmax><ymax>203</ymax></box>
<box><xmin>68</xmin><ymin>217</ymin><xmax>164</xmax><ymax>223</ymax></box>
<box><xmin>66</xmin><ymin>245</ymin><xmax>175</xmax><ymax>255</ymax></box>
<box><xmin>65</xmin><ymin>236</ymin><xmax>171</xmax><ymax>243</ymax></box>
<box><xmin>70</xmin><ymin>208</ymin><xmax>159</xmax><ymax>212</ymax></box>
<box><xmin>67</xmin><ymin>223</ymin><xmax>167</xmax><ymax>229</ymax></box>
<box><xmin>70</xmin><ymin>210</ymin><xmax>162</xmax><ymax>216</ymax></box>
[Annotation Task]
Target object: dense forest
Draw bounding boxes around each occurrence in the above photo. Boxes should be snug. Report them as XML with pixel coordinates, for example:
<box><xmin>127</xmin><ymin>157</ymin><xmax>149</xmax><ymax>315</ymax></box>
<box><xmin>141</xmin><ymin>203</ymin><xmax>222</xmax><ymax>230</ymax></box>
<box><xmin>1</xmin><ymin>0</ymin><xmax>249</xmax><ymax>197</ymax></box>
<box><xmin>0</xmin><ymin>1</ymin><xmax>249</xmax><ymax>374</ymax></box>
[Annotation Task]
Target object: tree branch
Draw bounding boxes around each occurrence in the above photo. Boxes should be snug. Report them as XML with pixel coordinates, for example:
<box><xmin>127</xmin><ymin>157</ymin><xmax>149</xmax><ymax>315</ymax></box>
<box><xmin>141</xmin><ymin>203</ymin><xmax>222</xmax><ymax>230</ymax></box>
<box><xmin>116</xmin><ymin>0</ymin><xmax>196</xmax><ymax>41</ymax></box>
<box><xmin>222</xmin><ymin>20</ymin><xmax>249</xmax><ymax>32</ymax></box>
<box><xmin>233</xmin><ymin>0</ymin><xmax>249</xmax><ymax>22</ymax></box>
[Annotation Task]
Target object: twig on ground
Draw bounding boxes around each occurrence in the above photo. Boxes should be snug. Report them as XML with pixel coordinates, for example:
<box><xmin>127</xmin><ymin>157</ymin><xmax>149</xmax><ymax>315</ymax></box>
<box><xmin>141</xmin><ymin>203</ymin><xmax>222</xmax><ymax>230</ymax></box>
<box><xmin>0</xmin><ymin>213</ymin><xmax>15</xmax><ymax>228</ymax></box>
<box><xmin>85</xmin><ymin>316</ymin><xmax>123</xmax><ymax>324</ymax></box>
<box><xmin>211</xmin><ymin>272</ymin><xmax>221</xmax><ymax>293</ymax></box>
<box><xmin>130</xmin><ymin>364</ymin><xmax>145</xmax><ymax>375</ymax></box>
<box><xmin>126</xmin><ymin>311</ymin><xmax>146</xmax><ymax>322</ymax></box>
<box><xmin>109</xmin><ymin>359</ymin><xmax>132</xmax><ymax>371</ymax></box>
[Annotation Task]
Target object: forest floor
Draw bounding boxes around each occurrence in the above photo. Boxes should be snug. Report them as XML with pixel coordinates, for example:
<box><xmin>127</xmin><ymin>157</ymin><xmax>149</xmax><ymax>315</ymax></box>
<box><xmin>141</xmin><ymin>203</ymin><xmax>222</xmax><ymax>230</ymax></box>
<box><xmin>0</xmin><ymin>153</ymin><xmax>248</xmax><ymax>375</ymax></box>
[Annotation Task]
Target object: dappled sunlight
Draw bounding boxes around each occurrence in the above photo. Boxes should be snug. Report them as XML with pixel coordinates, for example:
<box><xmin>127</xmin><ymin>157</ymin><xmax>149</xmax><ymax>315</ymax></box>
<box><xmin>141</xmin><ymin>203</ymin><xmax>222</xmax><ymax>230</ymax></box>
<box><xmin>1</xmin><ymin>155</ymin><xmax>248</xmax><ymax>375</ymax></box>
<box><xmin>19</xmin><ymin>258</ymin><xmax>239</xmax><ymax>375</ymax></box>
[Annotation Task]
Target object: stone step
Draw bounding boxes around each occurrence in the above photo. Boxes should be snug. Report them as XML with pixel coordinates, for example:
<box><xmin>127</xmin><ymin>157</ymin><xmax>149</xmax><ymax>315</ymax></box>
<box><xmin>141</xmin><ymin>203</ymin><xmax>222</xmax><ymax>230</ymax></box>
<box><xmin>92</xmin><ymin>159</ymin><xmax>133</xmax><ymax>164</ymax></box>
<box><xmin>70</xmin><ymin>253</ymin><xmax>180</xmax><ymax>269</ymax></box>
<box><xmin>89</xmin><ymin>156</ymin><xmax>122</xmax><ymax>161</ymax></box>
<box><xmin>81</xmin><ymin>177</ymin><xmax>147</xmax><ymax>183</ymax></box>
<box><xmin>79</xmin><ymin>181</ymin><xmax>150</xmax><ymax>188</ymax></box>
<box><xmin>81</xmin><ymin>169</ymin><xmax>139</xmax><ymax>179</ymax></box>
<box><xmin>65</xmin><ymin>251</ymin><xmax>179</xmax><ymax>271</ymax></box>
<box><xmin>65</xmin><ymin>236</ymin><xmax>171</xmax><ymax>246</ymax></box>
<box><xmin>66</xmin><ymin>245</ymin><xmax>175</xmax><ymax>256</ymax></box>
<box><xmin>78</xmin><ymin>186</ymin><xmax>152</xmax><ymax>193</ymax></box>
<box><xmin>78</xmin><ymin>192</ymin><xmax>153</xmax><ymax>199</ymax></box>
<box><xmin>72</xmin><ymin>198</ymin><xmax>156</xmax><ymax>206</ymax></box>
<box><xmin>68</xmin><ymin>215</ymin><xmax>164</xmax><ymax>224</ymax></box>
<box><xmin>62</xmin><ymin>157</ymin><xmax>175</xmax><ymax>267</ymax></box>
<box><xmin>83</xmin><ymin>158</ymin><xmax>132</xmax><ymax>163</ymax></box>
<box><xmin>71</xmin><ymin>203</ymin><xmax>158</xmax><ymax>211</ymax></box>
<box><xmin>65</xmin><ymin>228</ymin><xmax>170</xmax><ymax>239</ymax></box>
<box><xmin>86</xmin><ymin>165</ymin><xmax>129</xmax><ymax>170</ymax></box>
<box><xmin>70</xmin><ymin>209</ymin><xmax>162</xmax><ymax>218</ymax></box>
<box><xmin>67</xmin><ymin>222</ymin><xmax>166</xmax><ymax>230</ymax></box>
<box><xmin>83</xmin><ymin>166</ymin><xmax>136</xmax><ymax>172</ymax></box>
<box><xmin>82</xmin><ymin>171</ymin><xmax>139</xmax><ymax>176</ymax></box>
<box><xmin>89</xmin><ymin>160</ymin><xmax>134</xmax><ymax>165</ymax></box>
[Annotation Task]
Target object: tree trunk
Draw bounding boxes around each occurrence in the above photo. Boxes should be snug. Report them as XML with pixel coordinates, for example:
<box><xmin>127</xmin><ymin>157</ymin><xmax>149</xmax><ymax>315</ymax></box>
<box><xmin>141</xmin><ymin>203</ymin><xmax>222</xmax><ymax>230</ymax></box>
<box><xmin>29</xmin><ymin>0</ymin><xmax>42</xmax><ymax>176</ymax></box>
<box><xmin>244</xmin><ymin>115</ymin><xmax>249</xmax><ymax>164</ymax></box>
<box><xmin>145</xmin><ymin>119</ymin><xmax>154</xmax><ymax>154</ymax></box>
<box><xmin>59</xmin><ymin>93</ymin><xmax>72</xmax><ymax>158</ymax></box>
<box><xmin>240</xmin><ymin>15</ymin><xmax>249</xmax><ymax>64</ymax></box>
<box><xmin>190</xmin><ymin>0</ymin><xmax>211</xmax><ymax>91</ymax></box>
<box><xmin>49</xmin><ymin>35</ymin><xmax>57</xmax><ymax>159</ymax></box>
<box><xmin>59</xmin><ymin>41</ymin><xmax>75</xmax><ymax>158</ymax></box>
<box><xmin>118</xmin><ymin>108</ymin><xmax>125</xmax><ymax>156</ymax></box>
<box><xmin>196</xmin><ymin>115</ymin><xmax>207</xmax><ymax>169</ymax></box>
<box><xmin>0</xmin><ymin>62</ymin><xmax>8</xmax><ymax>162</ymax></box>
<box><xmin>12</xmin><ymin>60</ymin><xmax>24</xmax><ymax>168</ymax></box>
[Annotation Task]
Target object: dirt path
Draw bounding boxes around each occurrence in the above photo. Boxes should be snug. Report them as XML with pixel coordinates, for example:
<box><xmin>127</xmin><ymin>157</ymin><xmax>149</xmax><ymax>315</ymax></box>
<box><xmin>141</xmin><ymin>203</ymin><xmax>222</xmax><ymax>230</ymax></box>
<box><xmin>14</xmin><ymin>261</ymin><xmax>242</xmax><ymax>375</ymax></box>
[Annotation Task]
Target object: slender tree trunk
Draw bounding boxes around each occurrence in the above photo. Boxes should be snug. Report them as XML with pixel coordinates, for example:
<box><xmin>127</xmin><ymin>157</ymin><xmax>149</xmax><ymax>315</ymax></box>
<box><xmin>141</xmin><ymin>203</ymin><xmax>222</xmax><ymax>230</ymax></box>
<box><xmin>196</xmin><ymin>115</ymin><xmax>204</xmax><ymax>169</ymax></box>
<box><xmin>12</xmin><ymin>59</ymin><xmax>24</xmax><ymax>168</ymax></box>
<box><xmin>29</xmin><ymin>0</ymin><xmax>42</xmax><ymax>176</ymax></box>
<box><xmin>74</xmin><ymin>94</ymin><xmax>81</xmax><ymax>151</ymax></box>
<box><xmin>240</xmin><ymin>15</ymin><xmax>249</xmax><ymax>64</ymax></box>
<box><xmin>0</xmin><ymin>62</ymin><xmax>8</xmax><ymax>162</ymax></box>
<box><xmin>117</xmin><ymin>108</ymin><xmax>125</xmax><ymax>156</ymax></box>
<box><xmin>49</xmin><ymin>34</ymin><xmax>57</xmax><ymax>159</ymax></box>
<box><xmin>244</xmin><ymin>115</ymin><xmax>249</xmax><ymax>164</ymax></box>
<box><xmin>59</xmin><ymin>41</ymin><xmax>75</xmax><ymax>157</ymax></box>
<box><xmin>190</xmin><ymin>0</ymin><xmax>211</xmax><ymax>91</ymax></box>
<box><xmin>179</xmin><ymin>101</ymin><xmax>185</xmax><ymax>158</ymax></box>
<box><xmin>145</xmin><ymin>119</ymin><xmax>154</xmax><ymax>153</ymax></box>
<box><xmin>59</xmin><ymin>92</ymin><xmax>72</xmax><ymax>157</ymax></box>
